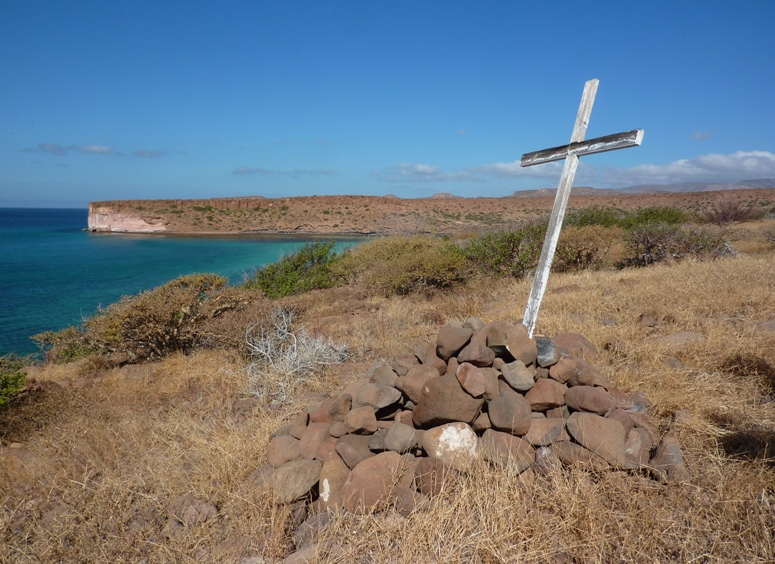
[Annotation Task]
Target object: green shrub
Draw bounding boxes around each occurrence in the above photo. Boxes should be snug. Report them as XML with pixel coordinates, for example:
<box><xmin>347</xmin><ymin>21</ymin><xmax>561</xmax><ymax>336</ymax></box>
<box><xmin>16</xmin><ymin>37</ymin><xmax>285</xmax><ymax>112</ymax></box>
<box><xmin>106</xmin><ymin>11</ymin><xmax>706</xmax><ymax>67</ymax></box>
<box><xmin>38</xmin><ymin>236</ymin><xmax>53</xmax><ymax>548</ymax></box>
<box><xmin>0</xmin><ymin>355</ymin><xmax>29</xmax><ymax>409</ymax></box>
<box><xmin>242</xmin><ymin>242</ymin><xmax>342</xmax><ymax>298</ymax></box>
<box><xmin>460</xmin><ymin>222</ymin><xmax>546</xmax><ymax>278</ymax></box>
<box><xmin>35</xmin><ymin>273</ymin><xmax>245</xmax><ymax>362</ymax></box>
<box><xmin>620</xmin><ymin>206</ymin><xmax>689</xmax><ymax>228</ymax></box>
<box><xmin>564</xmin><ymin>206</ymin><xmax>627</xmax><ymax>228</ymax></box>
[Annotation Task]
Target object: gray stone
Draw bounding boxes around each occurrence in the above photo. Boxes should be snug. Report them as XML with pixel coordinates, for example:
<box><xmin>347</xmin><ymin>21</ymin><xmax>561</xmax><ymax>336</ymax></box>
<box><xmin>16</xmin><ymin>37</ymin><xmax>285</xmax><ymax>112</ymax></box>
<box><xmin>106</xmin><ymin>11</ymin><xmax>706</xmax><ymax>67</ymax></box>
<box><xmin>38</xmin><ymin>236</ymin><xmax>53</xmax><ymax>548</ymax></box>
<box><xmin>384</xmin><ymin>422</ymin><xmax>418</xmax><ymax>454</ymax></box>
<box><xmin>487</xmin><ymin>384</ymin><xmax>532</xmax><ymax>436</ymax></box>
<box><xmin>649</xmin><ymin>435</ymin><xmax>688</xmax><ymax>482</ymax></box>
<box><xmin>535</xmin><ymin>336</ymin><xmax>560</xmax><ymax>367</ymax></box>
<box><xmin>480</xmin><ymin>429</ymin><xmax>535</xmax><ymax>473</ymax></box>
<box><xmin>436</xmin><ymin>326</ymin><xmax>473</xmax><ymax>361</ymax></box>
<box><xmin>272</xmin><ymin>458</ymin><xmax>323</xmax><ymax>504</ymax></box>
<box><xmin>522</xmin><ymin>418</ymin><xmax>566</xmax><ymax>447</ymax></box>
<box><xmin>353</xmin><ymin>383</ymin><xmax>402</xmax><ymax>410</ymax></box>
<box><xmin>500</xmin><ymin>360</ymin><xmax>536</xmax><ymax>392</ymax></box>
<box><xmin>566</xmin><ymin>412</ymin><xmax>626</xmax><ymax>467</ymax></box>
<box><xmin>413</xmin><ymin>374</ymin><xmax>484</xmax><ymax>428</ymax></box>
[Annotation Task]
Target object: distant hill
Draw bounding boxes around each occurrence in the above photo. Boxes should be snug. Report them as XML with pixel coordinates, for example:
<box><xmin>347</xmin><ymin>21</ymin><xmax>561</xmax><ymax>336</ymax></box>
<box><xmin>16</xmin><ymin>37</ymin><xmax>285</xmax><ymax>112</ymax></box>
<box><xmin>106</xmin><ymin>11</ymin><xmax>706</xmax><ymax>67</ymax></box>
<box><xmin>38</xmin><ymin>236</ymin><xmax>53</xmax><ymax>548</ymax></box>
<box><xmin>512</xmin><ymin>178</ymin><xmax>775</xmax><ymax>197</ymax></box>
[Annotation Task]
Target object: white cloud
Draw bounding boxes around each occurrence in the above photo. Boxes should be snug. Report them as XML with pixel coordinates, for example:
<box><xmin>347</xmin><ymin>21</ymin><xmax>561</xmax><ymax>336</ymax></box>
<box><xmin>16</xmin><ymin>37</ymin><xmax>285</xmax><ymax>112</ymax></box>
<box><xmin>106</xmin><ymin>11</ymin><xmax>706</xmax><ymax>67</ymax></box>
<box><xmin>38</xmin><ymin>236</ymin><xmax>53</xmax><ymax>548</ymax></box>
<box><xmin>473</xmin><ymin>160</ymin><xmax>564</xmax><ymax>179</ymax></box>
<box><xmin>25</xmin><ymin>143</ymin><xmax>76</xmax><ymax>155</ymax></box>
<box><xmin>375</xmin><ymin>163</ymin><xmax>473</xmax><ymax>182</ymax></box>
<box><xmin>602</xmin><ymin>150</ymin><xmax>775</xmax><ymax>185</ymax></box>
<box><xmin>233</xmin><ymin>166</ymin><xmax>335</xmax><ymax>177</ymax></box>
<box><xmin>80</xmin><ymin>144</ymin><xmax>114</xmax><ymax>155</ymax></box>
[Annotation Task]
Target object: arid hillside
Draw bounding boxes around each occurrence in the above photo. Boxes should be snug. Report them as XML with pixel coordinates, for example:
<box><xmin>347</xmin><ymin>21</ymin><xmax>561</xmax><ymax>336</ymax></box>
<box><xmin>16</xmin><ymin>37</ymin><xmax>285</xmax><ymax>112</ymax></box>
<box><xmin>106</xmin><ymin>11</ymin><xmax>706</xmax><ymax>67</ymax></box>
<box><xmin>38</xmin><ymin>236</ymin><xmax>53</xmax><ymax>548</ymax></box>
<box><xmin>88</xmin><ymin>188</ymin><xmax>775</xmax><ymax>235</ymax></box>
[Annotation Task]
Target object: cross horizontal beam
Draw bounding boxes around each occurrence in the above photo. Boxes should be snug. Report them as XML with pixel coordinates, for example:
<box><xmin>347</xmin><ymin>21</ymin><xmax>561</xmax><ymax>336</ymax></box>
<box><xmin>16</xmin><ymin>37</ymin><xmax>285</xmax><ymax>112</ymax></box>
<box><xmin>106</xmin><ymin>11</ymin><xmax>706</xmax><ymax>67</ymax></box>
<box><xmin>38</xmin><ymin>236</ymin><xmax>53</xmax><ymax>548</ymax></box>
<box><xmin>520</xmin><ymin>128</ymin><xmax>644</xmax><ymax>168</ymax></box>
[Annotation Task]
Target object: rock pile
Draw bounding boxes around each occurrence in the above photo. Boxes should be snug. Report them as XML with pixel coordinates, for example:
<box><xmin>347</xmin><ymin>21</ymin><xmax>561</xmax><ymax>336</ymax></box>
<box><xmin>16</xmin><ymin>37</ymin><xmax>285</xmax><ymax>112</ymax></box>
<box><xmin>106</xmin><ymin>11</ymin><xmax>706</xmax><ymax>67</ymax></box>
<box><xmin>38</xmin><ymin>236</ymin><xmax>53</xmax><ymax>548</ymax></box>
<box><xmin>263</xmin><ymin>318</ymin><xmax>686</xmax><ymax>517</ymax></box>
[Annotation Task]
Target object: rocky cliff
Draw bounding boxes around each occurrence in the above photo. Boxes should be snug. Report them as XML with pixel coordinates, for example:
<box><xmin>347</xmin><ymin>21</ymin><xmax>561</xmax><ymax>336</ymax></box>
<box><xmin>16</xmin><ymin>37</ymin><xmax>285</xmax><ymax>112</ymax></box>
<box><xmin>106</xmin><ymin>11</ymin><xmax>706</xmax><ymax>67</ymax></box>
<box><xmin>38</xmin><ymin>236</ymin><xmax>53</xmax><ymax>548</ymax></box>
<box><xmin>88</xmin><ymin>204</ymin><xmax>167</xmax><ymax>233</ymax></box>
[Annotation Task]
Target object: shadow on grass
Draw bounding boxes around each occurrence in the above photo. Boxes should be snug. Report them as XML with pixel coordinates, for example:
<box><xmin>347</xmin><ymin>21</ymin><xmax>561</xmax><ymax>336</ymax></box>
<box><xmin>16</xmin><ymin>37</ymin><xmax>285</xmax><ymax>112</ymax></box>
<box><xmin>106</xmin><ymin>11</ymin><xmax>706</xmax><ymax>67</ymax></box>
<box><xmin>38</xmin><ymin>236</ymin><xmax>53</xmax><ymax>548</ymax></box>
<box><xmin>711</xmin><ymin>413</ymin><xmax>775</xmax><ymax>467</ymax></box>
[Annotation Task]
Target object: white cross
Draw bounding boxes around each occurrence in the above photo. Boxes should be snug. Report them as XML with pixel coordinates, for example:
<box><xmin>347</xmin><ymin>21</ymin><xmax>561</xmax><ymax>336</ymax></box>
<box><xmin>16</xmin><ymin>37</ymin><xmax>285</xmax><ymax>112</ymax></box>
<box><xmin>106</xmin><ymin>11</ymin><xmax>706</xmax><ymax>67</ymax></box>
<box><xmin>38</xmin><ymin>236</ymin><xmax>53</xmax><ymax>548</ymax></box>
<box><xmin>521</xmin><ymin>79</ymin><xmax>643</xmax><ymax>337</ymax></box>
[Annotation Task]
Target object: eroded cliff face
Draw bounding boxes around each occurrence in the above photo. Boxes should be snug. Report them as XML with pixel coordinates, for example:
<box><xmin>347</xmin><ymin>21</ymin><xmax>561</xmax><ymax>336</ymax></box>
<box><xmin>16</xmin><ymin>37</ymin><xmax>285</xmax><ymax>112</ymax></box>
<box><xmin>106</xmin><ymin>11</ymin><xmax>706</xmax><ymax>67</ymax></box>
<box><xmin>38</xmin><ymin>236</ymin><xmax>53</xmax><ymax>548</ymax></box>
<box><xmin>88</xmin><ymin>205</ymin><xmax>167</xmax><ymax>233</ymax></box>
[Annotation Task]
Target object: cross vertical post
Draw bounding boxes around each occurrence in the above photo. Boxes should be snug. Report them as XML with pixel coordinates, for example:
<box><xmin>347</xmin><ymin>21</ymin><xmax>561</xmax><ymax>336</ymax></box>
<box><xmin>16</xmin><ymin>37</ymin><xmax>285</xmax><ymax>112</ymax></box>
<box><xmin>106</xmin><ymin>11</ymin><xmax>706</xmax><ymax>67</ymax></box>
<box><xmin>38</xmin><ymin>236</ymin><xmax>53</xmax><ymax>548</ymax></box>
<box><xmin>521</xmin><ymin>79</ymin><xmax>643</xmax><ymax>337</ymax></box>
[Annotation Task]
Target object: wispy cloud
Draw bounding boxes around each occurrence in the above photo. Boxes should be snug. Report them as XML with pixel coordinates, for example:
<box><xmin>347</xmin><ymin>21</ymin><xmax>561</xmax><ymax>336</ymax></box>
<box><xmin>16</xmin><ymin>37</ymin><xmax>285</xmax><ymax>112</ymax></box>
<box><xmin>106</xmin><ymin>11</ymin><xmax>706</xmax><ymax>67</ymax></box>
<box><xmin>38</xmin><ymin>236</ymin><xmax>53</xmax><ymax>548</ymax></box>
<box><xmin>374</xmin><ymin>163</ymin><xmax>474</xmax><ymax>182</ymax></box>
<box><xmin>233</xmin><ymin>166</ymin><xmax>335</xmax><ymax>177</ymax></box>
<box><xmin>602</xmin><ymin>151</ymin><xmax>775</xmax><ymax>185</ymax></box>
<box><xmin>690</xmin><ymin>130</ymin><xmax>714</xmax><ymax>140</ymax></box>
<box><xmin>80</xmin><ymin>144</ymin><xmax>114</xmax><ymax>155</ymax></box>
<box><xmin>26</xmin><ymin>143</ymin><xmax>77</xmax><ymax>155</ymax></box>
<box><xmin>473</xmin><ymin>160</ymin><xmax>564</xmax><ymax>179</ymax></box>
<box><xmin>133</xmin><ymin>149</ymin><xmax>167</xmax><ymax>158</ymax></box>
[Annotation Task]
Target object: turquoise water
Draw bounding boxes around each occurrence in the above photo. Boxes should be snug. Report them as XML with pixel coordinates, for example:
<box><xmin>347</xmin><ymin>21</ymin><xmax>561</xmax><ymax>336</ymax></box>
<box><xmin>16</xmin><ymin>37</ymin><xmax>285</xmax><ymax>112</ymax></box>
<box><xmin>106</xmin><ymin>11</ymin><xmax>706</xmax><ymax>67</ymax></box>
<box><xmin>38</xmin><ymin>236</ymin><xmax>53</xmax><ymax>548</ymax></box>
<box><xmin>0</xmin><ymin>208</ymin><xmax>362</xmax><ymax>356</ymax></box>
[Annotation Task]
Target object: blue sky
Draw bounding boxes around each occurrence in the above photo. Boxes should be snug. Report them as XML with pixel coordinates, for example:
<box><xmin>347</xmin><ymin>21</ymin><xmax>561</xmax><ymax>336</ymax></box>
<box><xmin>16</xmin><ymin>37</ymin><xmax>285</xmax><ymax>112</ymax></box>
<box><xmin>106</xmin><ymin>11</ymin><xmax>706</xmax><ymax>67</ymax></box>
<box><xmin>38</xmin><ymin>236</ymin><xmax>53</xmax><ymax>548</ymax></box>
<box><xmin>2</xmin><ymin>1</ymin><xmax>775</xmax><ymax>207</ymax></box>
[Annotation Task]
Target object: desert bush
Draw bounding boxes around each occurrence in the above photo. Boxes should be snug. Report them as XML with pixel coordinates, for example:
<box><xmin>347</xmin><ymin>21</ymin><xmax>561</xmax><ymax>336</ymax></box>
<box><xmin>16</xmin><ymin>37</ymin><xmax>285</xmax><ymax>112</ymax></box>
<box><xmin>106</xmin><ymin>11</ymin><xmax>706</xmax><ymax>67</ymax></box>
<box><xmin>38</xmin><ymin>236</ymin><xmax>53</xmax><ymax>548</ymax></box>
<box><xmin>334</xmin><ymin>235</ymin><xmax>467</xmax><ymax>295</ymax></box>
<box><xmin>0</xmin><ymin>354</ymin><xmax>29</xmax><ymax>409</ymax></box>
<box><xmin>620</xmin><ymin>206</ymin><xmax>690</xmax><ymax>228</ymax></box>
<box><xmin>555</xmin><ymin>225</ymin><xmax>624</xmax><ymax>271</ymax></box>
<box><xmin>701</xmin><ymin>200</ymin><xmax>759</xmax><ymax>226</ymax></box>
<box><xmin>245</xmin><ymin>307</ymin><xmax>348</xmax><ymax>403</ymax></box>
<box><xmin>242</xmin><ymin>241</ymin><xmax>342</xmax><ymax>298</ymax></box>
<box><xmin>35</xmin><ymin>274</ymin><xmax>247</xmax><ymax>362</ymax></box>
<box><xmin>621</xmin><ymin>224</ymin><xmax>731</xmax><ymax>267</ymax></box>
<box><xmin>564</xmin><ymin>205</ymin><xmax>627</xmax><ymax>228</ymax></box>
<box><xmin>460</xmin><ymin>221</ymin><xmax>546</xmax><ymax>278</ymax></box>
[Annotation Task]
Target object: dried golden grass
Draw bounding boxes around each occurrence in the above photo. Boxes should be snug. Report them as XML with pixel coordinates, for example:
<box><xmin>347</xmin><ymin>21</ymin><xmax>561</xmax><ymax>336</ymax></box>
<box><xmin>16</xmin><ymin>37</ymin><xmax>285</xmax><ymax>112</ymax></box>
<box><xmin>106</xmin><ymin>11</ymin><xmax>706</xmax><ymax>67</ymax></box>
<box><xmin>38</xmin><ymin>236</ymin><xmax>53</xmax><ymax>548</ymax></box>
<box><xmin>2</xmin><ymin>250</ymin><xmax>774</xmax><ymax>562</ymax></box>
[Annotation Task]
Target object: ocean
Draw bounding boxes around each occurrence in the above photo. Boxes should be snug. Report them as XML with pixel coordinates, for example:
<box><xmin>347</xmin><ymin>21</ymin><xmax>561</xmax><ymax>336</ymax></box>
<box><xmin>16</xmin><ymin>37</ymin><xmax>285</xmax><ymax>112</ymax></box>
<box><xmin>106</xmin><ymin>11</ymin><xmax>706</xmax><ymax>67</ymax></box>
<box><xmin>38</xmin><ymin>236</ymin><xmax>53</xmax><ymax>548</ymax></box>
<box><xmin>0</xmin><ymin>208</ymin><xmax>363</xmax><ymax>357</ymax></box>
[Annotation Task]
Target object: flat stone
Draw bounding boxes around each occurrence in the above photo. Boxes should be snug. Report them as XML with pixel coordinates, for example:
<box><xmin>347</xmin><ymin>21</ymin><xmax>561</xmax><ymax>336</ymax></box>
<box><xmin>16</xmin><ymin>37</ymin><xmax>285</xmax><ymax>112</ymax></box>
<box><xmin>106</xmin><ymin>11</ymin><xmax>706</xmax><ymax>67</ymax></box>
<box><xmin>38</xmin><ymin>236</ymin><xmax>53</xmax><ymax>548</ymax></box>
<box><xmin>436</xmin><ymin>326</ymin><xmax>473</xmax><ymax>361</ymax></box>
<box><xmin>657</xmin><ymin>331</ymin><xmax>704</xmax><ymax>347</ymax></box>
<box><xmin>546</xmin><ymin>406</ymin><xmax>570</xmax><ymax>420</ymax></box>
<box><xmin>525</xmin><ymin>378</ymin><xmax>567</xmax><ymax>411</ymax></box>
<box><xmin>368</xmin><ymin>427</ymin><xmax>389</xmax><ymax>451</ymax></box>
<box><xmin>289</xmin><ymin>412</ymin><xmax>309</xmax><ymax>440</ymax></box>
<box><xmin>486</xmin><ymin>321</ymin><xmax>527</xmax><ymax>351</ymax></box>
<box><xmin>480</xmin><ymin>429</ymin><xmax>535</xmax><ymax>473</ymax></box>
<box><xmin>566</xmin><ymin>412</ymin><xmax>626</xmax><ymax>467</ymax></box>
<box><xmin>522</xmin><ymin>418</ymin><xmax>566</xmax><ymax>447</ymax></box>
<box><xmin>341</xmin><ymin>377</ymin><xmax>370</xmax><ymax>400</ymax></box>
<box><xmin>421</xmin><ymin>422</ymin><xmax>479</xmax><ymax>471</ymax></box>
<box><xmin>353</xmin><ymin>383</ymin><xmax>402</xmax><ymax>410</ymax></box>
<box><xmin>606</xmin><ymin>408</ymin><xmax>635</xmax><ymax>436</ymax></box>
<box><xmin>565</xmin><ymin>386</ymin><xmax>615</xmax><ymax>415</ymax></box>
<box><xmin>397</xmin><ymin>365</ymin><xmax>440</xmax><ymax>404</ymax></box>
<box><xmin>553</xmin><ymin>333</ymin><xmax>598</xmax><ymax>360</ymax></box>
<box><xmin>413</xmin><ymin>374</ymin><xmax>484</xmax><ymax>428</ymax></box>
<box><xmin>567</xmin><ymin>358</ymin><xmax>611</xmax><ymax>388</ymax></box>
<box><xmin>345</xmin><ymin>406</ymin><xmax>378</xmax><ymax>435</ymax></box>
<box><xmin>267</xmin><ymin>435</ymin><xmax>301</xmax><ymax>468</ymax></box>
<box><xmin>500</xmin><ymin>360</ymin><xmax>535</xmax><ymax>392</ymax></box>
<box><xmin>487</xmin><ymin>384</ymin><xmax>532</xmax><ymax>436</ymax></box>
<box><xmin>624</xmin><ymin>427</ymin><xmax>651</xmax><ymax>470</ymax></box>
<box><xmin>293</xmin><ymin>512</ymin><xmax>332</xmax><ymax>550</ymax></box>
<box><xmin>649</xmin><ymin>435</ymin><xmax>688</xmax><ymax>482</ymax></box>
<box><xmin>384</xmin><ymin>422</ymin><xmax>418</xmax><ymax>454</ymax></box>
<box><xmin>534</xmin><ymin>446</ymin><xmax>563</xmax><ymax>475</ymax></box>
<box><xmin>456</xmin><ymin>362</ymin><xmax>486</xmax><ymax>398</ymax></box>
<box><xmin>628</xmin><ymin>411</ymin><xmax>659</xmax><ymax>448</ymax></box>
<box><xmin>535</xmin><ymin>336</ymin><xmax>560</xmax><ymax>367</ymax></box>
<box><xmin>272</xmin><ymin>458</ymin><xmax>323</xmax><ymax>504</ymax></box>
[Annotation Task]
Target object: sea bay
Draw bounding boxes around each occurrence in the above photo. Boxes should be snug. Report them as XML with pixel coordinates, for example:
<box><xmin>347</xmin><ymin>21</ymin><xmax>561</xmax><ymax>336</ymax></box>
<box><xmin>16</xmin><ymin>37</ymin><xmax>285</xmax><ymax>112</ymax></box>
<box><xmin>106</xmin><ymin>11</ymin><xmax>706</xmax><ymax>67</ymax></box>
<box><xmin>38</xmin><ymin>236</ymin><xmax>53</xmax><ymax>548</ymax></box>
<box><xmin>0</xmin><ymin>208</ymin><xmax>362</xmax><ymax>356</ymax></box>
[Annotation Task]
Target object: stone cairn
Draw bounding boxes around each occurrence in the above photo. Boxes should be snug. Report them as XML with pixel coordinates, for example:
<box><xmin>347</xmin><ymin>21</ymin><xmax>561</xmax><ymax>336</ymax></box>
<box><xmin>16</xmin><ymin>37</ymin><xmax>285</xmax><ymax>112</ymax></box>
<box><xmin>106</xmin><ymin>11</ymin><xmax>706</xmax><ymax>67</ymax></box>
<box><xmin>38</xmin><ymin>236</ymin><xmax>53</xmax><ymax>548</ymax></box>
<box><xmin>265</xmin><ymin>318</ymin><xmax>686</xmax><ymax>516</ymax></box>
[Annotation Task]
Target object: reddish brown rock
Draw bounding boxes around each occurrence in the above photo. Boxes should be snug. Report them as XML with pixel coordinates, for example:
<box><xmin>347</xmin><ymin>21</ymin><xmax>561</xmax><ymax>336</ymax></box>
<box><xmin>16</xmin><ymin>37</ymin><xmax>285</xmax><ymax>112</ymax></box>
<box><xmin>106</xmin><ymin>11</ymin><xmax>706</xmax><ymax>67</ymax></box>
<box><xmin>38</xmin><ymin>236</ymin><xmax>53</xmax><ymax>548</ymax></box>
<box><xmin>481</xmin><ymin>367</ymin><xmax>500</xmax><ymax>401</ymax></box>
<box><xmin>505</xmin><ymin>333</ymin><xmax>538</xmax><ymax>366</ymax></box>
<box><xmin>392</xmin><ymin>352</ymin><xmax>420</xmax><ymax>376</ymax></box>
<box><xmin>473</xmin><ymin>411</ymin><xmax>492</xmax><ymax>432</ymax></box>
<box><xmin>628</xmin><ymin>411</ymin><xmax>659</xmax><ymax>448</ymax></box>
<box><xmin>413</xmin><ymin>374</ymin><xmax>484</xmax><ymax>428</ymax></box>
<box><xmin>341</xmin><ymin>377</ymin><xmax>370</xmax><ymax>400</ymax></box>
<box><xmin>624</xmin><ymin>427</ymin><xmax>651</xmax><ymax>469</ymax></box>
<box><xmin>649</xmin><ymin>435</ymin><xmax>688</xmax><ymax>482</ymax></box>
<box><xmin>456</xmin><ymin>362</ymin><xmax>486</xmax><ymax>398</ymax></box>
<box><xmin>318</xmin><ymin>456</ymin><xmax>351</xmax><ymax>510</ymax></box>
<box><xmin>567</xmin><ymin>358</ymin><xmax>612</xmax><ymax>389</ymax></box>
<box><xmin>533</xmin><ymin>446</ymin><xmax>563</xmax><ymax>475</ymax></box>
<box><xmin>480</xmin><ymin>429</ymin><xmax>535</xmax><ymax>473</ymax></box>
<box><xmin>525</xmin><ymin>378</ymin><xmax>567</xmax><ymax>411</ymax></box>
<box><xmin>457</xmin><ymin>333</ymin><xmax>496</xmax><ymax>367</ymax></box>
<box><xmin>565</xmin><ymin>386</ymin><xmax>615</xmax><ymax>415</ymax></box>
<box><xmin>551</xmin><ymin>333</ymin><xmax>599</xmax><ymax>361</ymax></box>
<box><xmin>500</xmin><ymin>360</ymin><xmax>535</xmax><ymax>392</ymax></box>
<box><xmin>566</xmin><ymin>412</ymin><xmax>626</xmax><ymax>467</ymax></box>
<box><xmin>329</xmin><ymin>421</ymin><xmax>347</xmax><ymax>438</ymax></box>
<box><xmin>267</xmin><ymin>435</ymin><xmax>301</xmax><ymax>468</ymax></box>
<box><xmin>421</xmin><ymin>422</ymin><xmax>480</xmax><ymax>471</ymax></box>
<box><xmin>444</xmin><ymin>356</ymin><xmax>460</xmax><ymax>377</ymax></box>
<box><xmin>315</xmin><ymin>437</ymin><xmax>338</xmax><ymax>462</ymax></box>
<box><xmin>436</xmin><ymin>326</ymin><xmax>474</xmax><ymax>361</ymax></box>
<box><xmin>272</xmin><ymin>458</ymin><xmax>323</xmax><ymax>504</ymax></box>
<box><xmin>289</xmin><ymin>412</ymin><xmax>309</xmax><ymax>440</ymax></box>
<box><xmin>344</xmin><ymin>406</ymin><xmax>378</xmax><ymax>435</ymax></box>
<box><xmin>548</xmin><ymin>357</ymin><xmax>580</xmax><ymax>384</ymax></box>
<box><xmin>334</xmin><ymin>435</ymin><xmax>374</xmax><ymax>469</ymax></box>
<box><xmin>548</xmin><ymin>441</ymin><xmax>609</xmax><ymax>471</ymax></box>
<box><xmin>299</xmin><ymin>423</ymin><xmax>331</xmax><ymax>460</ymax></box>
<box><xmin>487</xmin><ymin>384</ymin><xmax>532</xmax><ymax>436</ymax></box>
<box><xmin>353</xmin><ymin>383</ymin><xmax>402</xmax><ymax>411</ymax></box>
<box><xmin>340</xmin><ymin>452</ymin><xmax>412</xmax><ymax>514</ymax></box>
<box><xmin>397</xmin><ymin>365</ymin><xmax>440</xmax><ymax>404</ymax></box>
<box><xmin>414</xmin><ymin>457</ymin><xmax>456</xmax><ymax>497</ymax></box>
<box><xmin>422</xmin><ymin>342</ymin><xmax>448</xmax><ymax>375</ymax></box>
<box><xmin>369</xmin><ymin>364</ymin><xmax>398</xmax><ymax>387</ymax></box>
<box><xmin>606</xmin><ymin>408</ymin><xmax>635</xmax><ymax>436</ymax></box>
<box><xmin>546</xmin><ymin>406</ymin><xmax>570</xmax><ymax>420</ymax></box>
<box><xmin>522</xmin><ymin>418</ymin><xmax>566</xmax><ymax>447</ymax></box>
<box><xmin>309</xmin><ymin>393</ymin><xmax>352</xmax><ymax>423</ymax></box>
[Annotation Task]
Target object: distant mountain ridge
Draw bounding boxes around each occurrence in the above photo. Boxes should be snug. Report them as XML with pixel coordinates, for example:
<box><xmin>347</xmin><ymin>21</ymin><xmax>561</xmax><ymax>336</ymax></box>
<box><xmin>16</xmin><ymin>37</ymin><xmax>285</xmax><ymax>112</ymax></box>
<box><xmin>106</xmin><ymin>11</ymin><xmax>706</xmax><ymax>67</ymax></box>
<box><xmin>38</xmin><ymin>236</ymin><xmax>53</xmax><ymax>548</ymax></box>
<box><xmin>512</xmin><ymin>178</ymin><xmax>775</xmax><ymax>197</ymax></box>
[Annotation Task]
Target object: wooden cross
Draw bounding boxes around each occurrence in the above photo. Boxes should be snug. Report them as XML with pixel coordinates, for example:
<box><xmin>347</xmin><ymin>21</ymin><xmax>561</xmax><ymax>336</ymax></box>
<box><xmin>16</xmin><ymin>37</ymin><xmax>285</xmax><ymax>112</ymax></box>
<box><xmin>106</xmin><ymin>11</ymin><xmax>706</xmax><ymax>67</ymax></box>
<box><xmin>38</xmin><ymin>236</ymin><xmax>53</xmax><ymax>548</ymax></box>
<box><xmin>521</xmin><ymin>79</ymin><xmax>643</xmax><ymax>337</ymax></box>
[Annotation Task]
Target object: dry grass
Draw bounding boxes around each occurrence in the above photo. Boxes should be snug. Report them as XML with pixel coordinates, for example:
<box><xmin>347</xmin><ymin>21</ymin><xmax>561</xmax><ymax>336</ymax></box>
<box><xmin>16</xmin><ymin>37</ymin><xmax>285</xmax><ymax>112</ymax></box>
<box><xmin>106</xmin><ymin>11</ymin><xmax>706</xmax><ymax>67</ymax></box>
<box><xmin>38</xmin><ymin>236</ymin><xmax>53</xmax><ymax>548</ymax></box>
<box><xmin>2</xmin><ymin>249</ymin><xmax>775</xmax><ymax>562</ymax></box>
